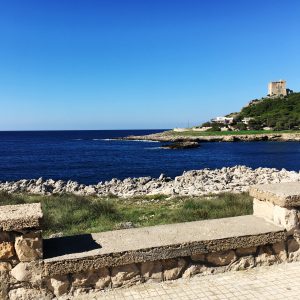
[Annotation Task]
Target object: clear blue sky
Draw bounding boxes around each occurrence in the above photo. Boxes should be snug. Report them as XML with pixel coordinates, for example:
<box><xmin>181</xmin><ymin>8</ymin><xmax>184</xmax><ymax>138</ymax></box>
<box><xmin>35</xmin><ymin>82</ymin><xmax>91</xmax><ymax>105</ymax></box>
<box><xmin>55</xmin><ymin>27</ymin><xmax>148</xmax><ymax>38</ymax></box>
<box><xmin>0</xmin><ymin>0</ymin><xmax>299</xmax><ymax>130</ymax></box>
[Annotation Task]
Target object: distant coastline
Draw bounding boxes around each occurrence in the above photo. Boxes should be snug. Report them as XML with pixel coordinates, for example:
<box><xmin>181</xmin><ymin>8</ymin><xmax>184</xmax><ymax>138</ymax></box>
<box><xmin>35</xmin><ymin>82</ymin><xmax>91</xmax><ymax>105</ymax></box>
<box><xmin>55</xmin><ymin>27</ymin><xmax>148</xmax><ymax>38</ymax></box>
<box><xmin>121</xmin><ymin>130</ymin><xmax>300</xmax><ymax>143</ymax></box>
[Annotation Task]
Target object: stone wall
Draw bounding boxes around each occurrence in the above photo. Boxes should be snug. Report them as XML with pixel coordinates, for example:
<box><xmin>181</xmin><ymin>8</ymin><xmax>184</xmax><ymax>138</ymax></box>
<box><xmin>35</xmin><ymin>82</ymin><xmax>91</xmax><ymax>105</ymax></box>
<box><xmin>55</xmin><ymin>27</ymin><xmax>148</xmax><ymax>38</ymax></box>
<box><xmin>1</xmin><ymin>182</ymin><xmax>300</xmax><ymax>299</ymax></box>
<box><xmin>0</xmin><ymin>203</ymin><xmax>43</xmax><ymax>299</ymax></box>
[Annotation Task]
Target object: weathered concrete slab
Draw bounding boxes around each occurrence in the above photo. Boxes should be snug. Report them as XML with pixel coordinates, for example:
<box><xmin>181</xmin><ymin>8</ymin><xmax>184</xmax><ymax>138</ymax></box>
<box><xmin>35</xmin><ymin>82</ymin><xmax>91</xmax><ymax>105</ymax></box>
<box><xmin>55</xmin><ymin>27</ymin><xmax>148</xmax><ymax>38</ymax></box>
<box><xmin>43</xmin><ymin>215</ymin><xmax>285</xmax><ymax>276</ymax></box>
<box><xmin>0</xmin><ymin>203</ymin><xmax>43</xmax><ymax>231</ymax></box>
<box><xmin>249</xmin><ymin>182</ymin><xmax>300</xmax><ymax>208</ymax></box>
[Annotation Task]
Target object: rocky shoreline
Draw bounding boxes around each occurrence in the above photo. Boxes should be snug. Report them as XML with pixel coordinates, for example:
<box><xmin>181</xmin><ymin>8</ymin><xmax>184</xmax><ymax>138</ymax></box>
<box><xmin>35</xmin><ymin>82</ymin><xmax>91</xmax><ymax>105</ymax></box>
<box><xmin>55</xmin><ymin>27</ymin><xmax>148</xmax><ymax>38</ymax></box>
<box><xmin>0</xmin><ymin>166</ymin><xmax>299</xmax><ymax>197</ymax></box>
<box><xmin>121</xmin><ymin>131</ymin><xmax>300</xmax><ymax>142</ymax></box>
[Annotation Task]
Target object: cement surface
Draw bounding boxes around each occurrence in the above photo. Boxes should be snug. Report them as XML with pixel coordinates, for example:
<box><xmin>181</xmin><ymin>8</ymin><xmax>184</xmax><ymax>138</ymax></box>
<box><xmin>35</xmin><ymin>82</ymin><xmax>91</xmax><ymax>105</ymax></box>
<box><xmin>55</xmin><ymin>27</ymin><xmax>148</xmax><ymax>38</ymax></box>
<box><xmin>249</xmin><ymin>182</ymin><xmax>300</xmax><ymax>207</ymax></box>
<box><xmin>43</xmin><ymin>215</ymin><xmax>285</xmax><ymax>276</ymax></box>
<box><xmin>0</xmin><ymin>203</ymin><xmax>43</xmax><ymax>231</ymax></box>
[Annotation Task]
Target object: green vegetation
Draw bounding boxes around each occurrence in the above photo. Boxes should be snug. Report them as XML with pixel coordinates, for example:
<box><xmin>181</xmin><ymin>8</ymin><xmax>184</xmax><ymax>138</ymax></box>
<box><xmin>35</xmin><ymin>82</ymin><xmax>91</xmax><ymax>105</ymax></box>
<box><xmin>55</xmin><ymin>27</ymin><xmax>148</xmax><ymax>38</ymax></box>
<box><xmin>0</xmin><ymin>192</ymin><xmax>252</xmax><ymax>237</ymax></box>
<box><xmin>167</xmin><ymin>129</ymin><xmax>299</xmax><ymax>137</ymax></box>
<box><xmin>238</xmin><ymin>93</ymin><xmax>300</xmax><ymax>130</ymax></box>
<box><xmin>195</xmin><ymin>93</ymin><xmax>300</xmax><ymax>133</ymax></box>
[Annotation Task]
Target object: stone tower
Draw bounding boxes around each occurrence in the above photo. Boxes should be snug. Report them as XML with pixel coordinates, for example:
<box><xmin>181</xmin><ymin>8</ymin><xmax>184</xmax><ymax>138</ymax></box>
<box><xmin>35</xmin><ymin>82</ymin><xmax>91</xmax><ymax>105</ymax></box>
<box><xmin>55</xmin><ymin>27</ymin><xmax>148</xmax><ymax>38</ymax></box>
<box><xmin>268</xmin><ymin>80</ymin><xmax>287</xmax><ymax>96</ymax></box>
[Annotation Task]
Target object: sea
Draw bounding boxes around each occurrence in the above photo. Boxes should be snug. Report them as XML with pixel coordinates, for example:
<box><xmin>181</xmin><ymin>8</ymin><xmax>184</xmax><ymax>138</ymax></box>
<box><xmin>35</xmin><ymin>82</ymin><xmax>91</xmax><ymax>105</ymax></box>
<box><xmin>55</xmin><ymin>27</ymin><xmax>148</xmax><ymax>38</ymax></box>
<box><xmin>0</xmin><ymin>130</ymin><xmax>299</xmax><ymax>185</ymax></box>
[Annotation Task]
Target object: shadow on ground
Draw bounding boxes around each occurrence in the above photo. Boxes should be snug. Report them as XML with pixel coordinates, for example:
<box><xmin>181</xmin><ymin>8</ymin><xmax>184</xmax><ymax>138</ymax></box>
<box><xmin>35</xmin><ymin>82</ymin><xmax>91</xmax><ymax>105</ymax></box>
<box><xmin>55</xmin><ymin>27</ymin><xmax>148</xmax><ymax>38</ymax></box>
<box><xmin>43</xmin><ymin>234</ymin><xmax>101</xmax><ymax>258</ymax></box>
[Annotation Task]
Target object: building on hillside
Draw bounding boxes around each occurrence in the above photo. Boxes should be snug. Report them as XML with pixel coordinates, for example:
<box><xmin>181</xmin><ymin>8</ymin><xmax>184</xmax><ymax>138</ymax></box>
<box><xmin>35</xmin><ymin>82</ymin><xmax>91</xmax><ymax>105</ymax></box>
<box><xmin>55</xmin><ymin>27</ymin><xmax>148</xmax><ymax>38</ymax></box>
<box><xmin>268</xmin><ymin>80</ymin><xmax>287</xmax><ymax>97</ymax></box>
<box><xmin>242</xmin><ymin>117</ymin><xmax>254</xmax><ymax>125</ymax></box>
<box><xmin>211</xmin><ymin>116</ymin><xmax>234</xmax><ymax>124</ymax></box>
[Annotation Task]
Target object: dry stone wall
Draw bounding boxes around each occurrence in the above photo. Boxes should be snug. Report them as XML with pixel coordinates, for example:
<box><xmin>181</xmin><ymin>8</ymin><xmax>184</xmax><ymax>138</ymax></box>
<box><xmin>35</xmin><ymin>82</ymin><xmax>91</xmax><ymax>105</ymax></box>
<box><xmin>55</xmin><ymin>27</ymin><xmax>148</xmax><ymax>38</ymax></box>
<box><xmin>1</xmin><ymin>182</ymin><xmax>300</xmax><ymax>299</ymax></box>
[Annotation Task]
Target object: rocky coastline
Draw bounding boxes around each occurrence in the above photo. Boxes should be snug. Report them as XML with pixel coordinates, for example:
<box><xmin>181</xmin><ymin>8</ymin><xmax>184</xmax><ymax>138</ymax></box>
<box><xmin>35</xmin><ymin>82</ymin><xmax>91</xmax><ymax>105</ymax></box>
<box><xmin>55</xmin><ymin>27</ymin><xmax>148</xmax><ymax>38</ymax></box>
<box><xmin>0</xmin><ymin>166</ymin><xmax>299</xmax><ymax>197</ymax></box>
<box><xmin>120</xmin><ymin>131</ymin><xmax>300</xmax><ymax>143</ymax></box>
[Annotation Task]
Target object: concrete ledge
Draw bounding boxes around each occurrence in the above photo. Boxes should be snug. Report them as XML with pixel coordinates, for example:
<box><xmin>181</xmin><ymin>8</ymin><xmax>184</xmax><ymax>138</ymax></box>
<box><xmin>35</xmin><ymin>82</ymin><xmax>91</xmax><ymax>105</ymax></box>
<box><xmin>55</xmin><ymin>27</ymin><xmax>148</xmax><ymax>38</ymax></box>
<box><xmin>0</xmin><ymin>203</ymin><xmax>43</xmax><ymax>231</ymax></box>
<box><xmin>249</xmin><ymin>182</ymin><xmax>300</xmax><ymax>208</ymax></box>
<box><xmin>43</xmin><ymin>215</ymin><xmax>286</xmax><ymax>276</ymax></box>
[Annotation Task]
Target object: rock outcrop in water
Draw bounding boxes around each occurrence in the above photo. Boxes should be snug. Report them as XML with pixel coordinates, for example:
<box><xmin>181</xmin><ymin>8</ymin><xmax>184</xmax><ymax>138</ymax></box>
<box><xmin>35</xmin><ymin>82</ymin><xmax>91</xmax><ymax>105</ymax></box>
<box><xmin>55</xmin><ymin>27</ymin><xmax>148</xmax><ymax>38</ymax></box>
<box><xmin>161</xmin><ymin>141</ymin><xmax>200</xmax><ymax>149</ymax></box>
<box><xmin>0</xmin><ymin>166</ymin><xmax>299</xmax><ymax>197</ymax></box>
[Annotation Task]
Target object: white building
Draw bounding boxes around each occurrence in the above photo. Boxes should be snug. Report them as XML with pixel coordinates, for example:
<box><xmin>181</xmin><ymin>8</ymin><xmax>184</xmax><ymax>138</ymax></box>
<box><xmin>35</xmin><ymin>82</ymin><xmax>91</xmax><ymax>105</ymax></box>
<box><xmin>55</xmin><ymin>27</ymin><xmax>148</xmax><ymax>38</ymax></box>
<box><xmin>211</xmin><ymin>116</ymin><xmax>234</xmax><ymax>124</ymax></box>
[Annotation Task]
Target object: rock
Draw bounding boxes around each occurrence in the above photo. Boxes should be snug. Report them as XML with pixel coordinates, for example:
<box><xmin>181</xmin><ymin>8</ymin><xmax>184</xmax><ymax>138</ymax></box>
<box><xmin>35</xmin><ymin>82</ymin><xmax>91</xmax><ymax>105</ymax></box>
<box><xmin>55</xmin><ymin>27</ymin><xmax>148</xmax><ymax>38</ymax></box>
<box><xmin>0</xmin><ymin>242</ymin><xmax>15</xmax><ymax>259</ymax></box>
<box><xmin>273</xmin><ymin>206</ymin><xmax>299</xmax><ymax>234</ymax></box>
<box><xmin>229</xmin><ymin>256</ymin><xmax>255</xmax><ymax>271</ymax></box>
<box><xmin>182</xmin><ymin>264</ymin><xmax>207</xmax><ymax>278</ymax></box>
<box><xmin>0</xmin><ymin>232</ymin><xmax>11</xmax><ymax>242</ymax></box>
<box><xmin>161</xmin><ymin>142</ymin><xmax>200</xmax><ymax>149</ymax></box>
<box><xmin>256</xmin><ymin>246</ymin><xmax>278</xmax><ymax>266</ymax></box>
<box><xmin>190</xmin><ymin>253</ymin><xmax>206</xmax><ymax>262</ymax></box>
<box><xmin>162</xmin><ymin>258</ymin><xmax>187</xmax><ymax>280</ymax></box>
<box><xmin>49</xmin><ymin>232</ymin><xmax>64</xmax><ymax>238</ymax></box>
<box><xmin>287</xmin><ymin>238</ymin><xmax>300</xmax><ymax>253</ymax></box>
<box><xmin>272</xmin><ymin>242</ymin><xmax>287</xmax><ymax>261</ymax></box>
<box><xmin>140</xmin><ymin>261</ymin><xmax>163</xmax><ymax>282</ymax></box>
<box><xmin>11</xmin><ymin>262</ymin><xmax>42</xmax><ymax>283</ymax></box>
<box><xmin>236</xmin><ymin>246</ymin><xmax>257</xmax><ymax>257</ymax></box>
<box><xmin>206</xmin><ymin>250</ymin><xmax>237</xmax><ymax>266</ymax></box>
<box><xmin>8</xmin><ymin>288</ymin><xmax>52</xmax><ymax>300</ymax></box>
<box><xmin>14</xmin><ymin>232</ymin><xmax>43</xmax><ymax>262</ymax></box>
<box><xmin>72</xmin><ymin>268</ymin><xmax>110</xmax><ymax>289</ymax></box>
<box><xmin>0</xmin><ymin>166</ymin><xmax>300</xmax><ymax>197</ymax></box>
<box><xmin>0</xmin><ymin>272</ymin><xmax>9</xmax><ymax>300</ymax></box>
<box><xmin>114</xmin><ymin>222</ymin><xmax>135</xmax><ymax>230</ymax></box>
<box><xmin>111</xmin><ymin>264</ymin><xmax>140</xmax><ymax>287</ymax></box>
<box><xmin>0</xmin><ymin>262</ymin><xmax>11</xmax><ymax>272</ymax></box>
<box><xmin>46</xmin><ymin>275</ymin><xmax>70</xmax><ymax>296</ymax></box>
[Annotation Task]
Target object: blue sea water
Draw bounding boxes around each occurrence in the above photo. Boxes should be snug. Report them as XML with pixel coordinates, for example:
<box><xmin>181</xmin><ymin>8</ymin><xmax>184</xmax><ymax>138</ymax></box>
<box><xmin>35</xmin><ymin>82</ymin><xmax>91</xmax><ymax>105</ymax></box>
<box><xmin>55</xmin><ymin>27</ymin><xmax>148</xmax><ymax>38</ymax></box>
<box><xmin>0</xmin><ymin>130</ymin><xmax>299</xmax><ymax>184</ymax></box>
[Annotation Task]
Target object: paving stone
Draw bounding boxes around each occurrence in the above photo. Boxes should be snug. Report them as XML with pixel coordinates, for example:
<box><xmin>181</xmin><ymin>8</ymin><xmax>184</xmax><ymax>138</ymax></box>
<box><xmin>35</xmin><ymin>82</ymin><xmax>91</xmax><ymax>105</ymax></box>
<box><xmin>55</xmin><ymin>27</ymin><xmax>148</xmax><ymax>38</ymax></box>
<box><xmin>75</xmin><ymin>261</ymin><xmax>300</xmax><ymax>300</ymax></box>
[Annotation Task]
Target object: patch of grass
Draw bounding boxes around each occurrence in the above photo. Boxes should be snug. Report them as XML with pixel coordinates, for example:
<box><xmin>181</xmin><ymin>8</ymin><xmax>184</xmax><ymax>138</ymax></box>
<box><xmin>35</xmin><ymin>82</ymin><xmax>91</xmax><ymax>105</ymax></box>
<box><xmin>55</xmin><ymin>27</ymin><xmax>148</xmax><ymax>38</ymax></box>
<box><xmin>0</xmin><ymin>192</ymin><xmax>252</xmax><ymax>237</ymax></box>
<box><xmin>166</xmin><ymin>129</ymin><xmax>300</xmax><ymax>137</ymax></box>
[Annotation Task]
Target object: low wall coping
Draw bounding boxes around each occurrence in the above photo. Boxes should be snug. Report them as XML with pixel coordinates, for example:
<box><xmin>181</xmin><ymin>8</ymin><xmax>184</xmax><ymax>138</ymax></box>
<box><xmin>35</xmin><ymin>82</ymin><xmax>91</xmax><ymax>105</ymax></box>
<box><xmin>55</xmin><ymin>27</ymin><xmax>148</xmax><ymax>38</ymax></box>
<box><xmin>249</xmin><ymin>182</ymin><xmax>300</xmax><ymax>208</ymax></box>
<box><xmin>43</xmin><ymin>215</ymin><xmax>285</xmax><ymax>276</ymax></box>
<box><xmin>0</xmin><ymin>203</ymin><xmax>43</xmax><ymax>231</ymax></box>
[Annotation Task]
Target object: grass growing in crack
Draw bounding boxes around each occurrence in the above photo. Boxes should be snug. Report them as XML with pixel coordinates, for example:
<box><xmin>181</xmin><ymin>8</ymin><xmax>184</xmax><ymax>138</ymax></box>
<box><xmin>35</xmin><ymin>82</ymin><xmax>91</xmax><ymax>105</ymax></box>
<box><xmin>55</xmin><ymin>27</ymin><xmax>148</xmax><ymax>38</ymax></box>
<box><xmin>0</xmin><ymin>192</ymin><xmax>252</xmax><ymax>237</ymax></box>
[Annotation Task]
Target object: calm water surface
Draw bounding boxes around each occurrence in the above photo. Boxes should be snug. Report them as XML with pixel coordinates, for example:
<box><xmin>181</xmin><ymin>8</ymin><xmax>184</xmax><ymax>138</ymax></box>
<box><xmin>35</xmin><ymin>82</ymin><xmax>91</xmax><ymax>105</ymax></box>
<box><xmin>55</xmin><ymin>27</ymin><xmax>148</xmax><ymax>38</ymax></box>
<box><xmin>0</xmin><ymin>130</ymin><xmax>299</xmax><ymax>184</ymax></box>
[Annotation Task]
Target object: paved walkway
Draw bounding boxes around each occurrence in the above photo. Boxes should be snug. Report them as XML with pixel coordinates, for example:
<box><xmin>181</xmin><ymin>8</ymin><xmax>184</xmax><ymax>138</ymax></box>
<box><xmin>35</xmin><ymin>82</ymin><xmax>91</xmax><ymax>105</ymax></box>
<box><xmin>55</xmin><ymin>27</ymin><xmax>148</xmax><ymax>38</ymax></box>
<box><xmin>75</xmin><ymin>262</ymin><xmax>300</xmax><ymax>300</ymax></box>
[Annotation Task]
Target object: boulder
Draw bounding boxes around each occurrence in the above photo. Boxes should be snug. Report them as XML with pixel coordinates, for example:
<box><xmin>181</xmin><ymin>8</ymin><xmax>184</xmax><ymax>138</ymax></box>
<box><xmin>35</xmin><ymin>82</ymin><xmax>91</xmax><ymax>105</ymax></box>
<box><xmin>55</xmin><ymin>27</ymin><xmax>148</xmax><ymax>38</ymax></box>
<box><xmin>206</xmin><ymin>250</ymin><xmax>237</xmax><ymax>266</ymax></box>
<box><xmin>14</xmin><ymin>232</ymin><xmax>43</xmax><ymax>262</ymax></box>
<box><xmin>111</xmin><ymin>264</ymin><xmax>140</xmax><ymax>288</ymax></box>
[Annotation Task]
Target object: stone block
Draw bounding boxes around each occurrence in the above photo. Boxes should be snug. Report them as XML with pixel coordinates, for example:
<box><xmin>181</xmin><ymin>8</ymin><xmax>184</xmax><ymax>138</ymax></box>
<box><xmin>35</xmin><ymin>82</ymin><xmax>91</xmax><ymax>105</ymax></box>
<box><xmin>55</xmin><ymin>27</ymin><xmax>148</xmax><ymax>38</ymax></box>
<box><xmin>0</xmin><ymin>203</ymin><xmax>43</xmax><ymax>231</ymax></box>
<box><xmin>72</xmin><ymin>268</ymin><xmax>110</xmax><ymax>289</ymax></box>
<box><xmin>256</xmin><ymin>245</ymin><xmax>277</xmax><ymax>266</ymax></box>
<box><xmin>249</xmin><ymin>182</ymin><xmax>300</xmax><ymax>208</ymax></box>
<box><xmin>162</xmin><ymin>258</ymin><xmax>187</xmax><ymax>281</ymax></box>
<box><xmin>111</xmin><ymin>263</ymin><xmax>140</xmax><ymax>288</ymax></box>
<box><xmin>229</xmin><ymin>256</ymin><xmax>255</xmax><ymax>271</ymax></box>
<box><xmin>0</xmin><ymin>262</ymin><xmax>11</xmax><ymax>272</ymax></box>
<box><xmin>0</xmin><ymin>241</ymin><xmax>15</xmax><ymax>259</ymax></box>
<box><xmin>182</xmin><ymin>264</ymin><xmax>207</xmax><ymax>278</ymax></box>
<box><xmin>0</xmin><ymin>232</ymin><xmax>11</xmax><ymax>242</ymax></box>
<box><xmin>206</xmin><ymin>250</ymin><xmax>237</xmax><ymax>266</ymax></box>
<box><xmin>15</xmin><ymin>232</ymin><xmax>43</xmax><ymax>262</ymax></box>
<box><xmin>140</xmin><ymin>261</ymin><xmax>163</xmax><ymax>282</ymax></box>
<box><xmin>190</xmin><ymin>253</ymin><xmax>206</xmax><ymax>262</ymax></box>
<box><xmin>11</xmin><ymin>262</ymin><xmax>42</xmax><ymax>284</ymax></box>
<box><xmin>46</xmin><ymin>275</ymin><xmax>70</xmax><ymax>296</ymax></box>
<box><xmin>8</xmin><ymin>288</ymin><xmax>52</xmax><ymax>300</ymax></box>
<box><xmin>273</xmin><ymin>206</ymin><xmax>298</xmax><ymax>234</ymax></box>
<box><xmin>236</xmin><ymin>246</ymin><xmax>257</xmax><ymax>257</ymax></box>
<box><xmin>272</xmin><ymin>242</ymin><xmax>287</xmax><ymax>261</ymax></box>
<box><xmin>253</xmin><ymin>198</ymin><xmax>274</xmax><ymax>221</ymax></box>
<box><xmin>287</xmin><ymin>238</ymin><xmax>300</xmax><ymax>253</ymax></box>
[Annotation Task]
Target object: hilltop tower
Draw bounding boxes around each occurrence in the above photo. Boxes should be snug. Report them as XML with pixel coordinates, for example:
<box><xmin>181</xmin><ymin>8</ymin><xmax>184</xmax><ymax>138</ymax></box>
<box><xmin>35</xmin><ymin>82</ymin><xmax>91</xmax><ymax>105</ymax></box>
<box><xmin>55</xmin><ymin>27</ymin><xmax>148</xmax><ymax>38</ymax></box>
<box><xmin>268</xmin><ymin>80</ymin><xmax>287</xmax><ymax>96</ymax></box>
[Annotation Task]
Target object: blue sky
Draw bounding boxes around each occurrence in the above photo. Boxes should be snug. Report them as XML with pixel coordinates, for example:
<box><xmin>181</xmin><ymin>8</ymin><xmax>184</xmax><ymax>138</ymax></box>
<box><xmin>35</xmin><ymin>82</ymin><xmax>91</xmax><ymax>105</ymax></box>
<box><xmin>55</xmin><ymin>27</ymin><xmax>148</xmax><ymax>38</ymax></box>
<box><xmin>0</xmin><ymin>0</ymin><xmax>299</xmax><ymax>130</ymax></box>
